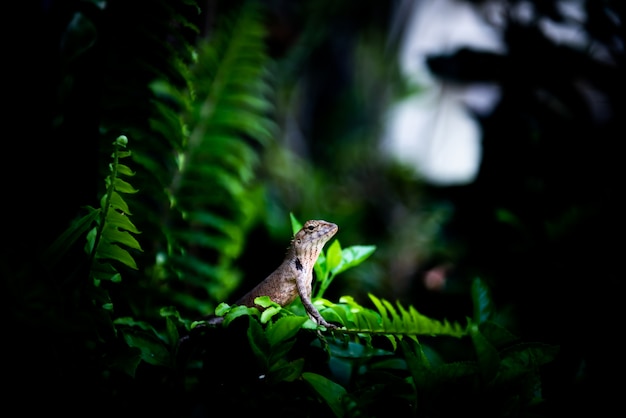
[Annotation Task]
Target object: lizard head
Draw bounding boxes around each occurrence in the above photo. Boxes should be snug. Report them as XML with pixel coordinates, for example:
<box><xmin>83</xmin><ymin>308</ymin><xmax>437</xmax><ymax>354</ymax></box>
<box><xmin>293</xmin><ymin>220</ymin><xmax>338</xmax><ymax>257</ymax></box>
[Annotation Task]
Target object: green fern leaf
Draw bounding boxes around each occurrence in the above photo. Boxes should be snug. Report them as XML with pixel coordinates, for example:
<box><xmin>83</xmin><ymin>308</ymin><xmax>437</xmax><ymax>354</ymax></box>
<box><xmin>101</xmin><ymin>225</ymin><xmax>142</xmax><ymax>251</ymax></box>
<box><xmin>323</xmin><ymin>294</ymin><xmax>468</xmax><ymax>349</ymax></box>
<box><xmin>87</xmin><ymin>136</ymin><xmax>143</xmax><ymax>277</ymax></box>
<box><xmin>108</xmin><ymin>192</ymin><xmax>131</xmax><ymax>214</ymax></box>
<box><xmin>96</xmin><ymin>243</ymin><xmax>139</xmax><ymax>270</ymax></box>
<box><xmin>369</xmin><ymin>294</ymin><xmax>393</xmax><ymax>330</ymax></box>
<box><xmin>162</xmin><ymin>1</ymin><xmax>275</xmax><ymax>312</ymax></box>
<box><xmin>111</xmin><ymin>178</ymin><xmax>139</xmax><ymax>194</ymax></box>
<box><xmin>382</xmin><ymin>299</ymin><xmax>402</xmax><ymax>332</ymax></box>
<box><xmin>105</xmin><ymin>210</ymin><xmax>141</xmax><ymax>234</ymax></box>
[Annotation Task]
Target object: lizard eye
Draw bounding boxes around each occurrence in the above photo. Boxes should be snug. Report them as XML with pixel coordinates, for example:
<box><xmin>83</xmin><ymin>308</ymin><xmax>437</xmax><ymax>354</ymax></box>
<box><xmin>307</xmin><ymin>225</ymin><xmax>316</xmax><ymax>231</ymax></box>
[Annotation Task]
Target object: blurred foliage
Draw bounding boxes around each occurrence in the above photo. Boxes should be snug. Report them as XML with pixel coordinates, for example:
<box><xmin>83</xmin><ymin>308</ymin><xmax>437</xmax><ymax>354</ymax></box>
<box><xmin>3</xmin><ymin>0</ymin><xmax>624</xmax><ymax>416</ymax></box>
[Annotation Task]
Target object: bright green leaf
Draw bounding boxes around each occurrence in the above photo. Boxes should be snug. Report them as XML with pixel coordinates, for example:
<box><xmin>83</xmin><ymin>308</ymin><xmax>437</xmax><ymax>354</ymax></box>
<box><xmin>247</xmin><ymin>318</ymin><xmax>269</xmax><ymax>368</ymax></box>
<box><xmin>214</xmin><ymin>302</ymin><xmax>231</xmax><ymax>316</ymax></box>
<box><xmin>101</xmin><ymin>225</ymin><xmax>143</xmax><ymax>250</ymax></box>
<box><xmin>113</xmin><ymin>177</ymin><xmax>139</xmax><ymax>194</ymax></box>
<box><xmin>260</xmin><ymin>306</ymin><xmax>281</xmax><ymax>323</ymax></box>
<box><xmin>253</xmin><ymin>296</ymin><xmax>278</xmax><ymax>309</ymax></box>
<box><xmin>116</xmin><ymin>150</ymin><xmax>132</xmax><ymax>159</ymax></box>
<box><xmin>121</xmin><ymin>328</ymin><xmax>171</xmax><ymax>367</ymax></box>
<box><xmin>325</xmin><ymin>240</ymin><xmax>342</xmax><ymax>273</ymax></box>
<box><xmin>105</xmin><ymin>210</ymin><xmax>140</xmax><ymax>233</ymax></box>
<box><xmin>332</xmin><ymin>245</ymin><xmax>376</xmax><ymax>276</ymax></box>
<box><xmin>266</xmin><ymin>316</ymin><xmax>307</xmax><ymax>346</ymax></box>
<box><xmin>224</xmin><ymin>306</ymin><xmax>258</xmax><ymax>326</ymax></box>
<box><xmin>96</xmin><ymin>243</ymin><xmax>138</xmax><ymax>270</ymax></box>
<box><xmin>270</xmin><ymin>358</ymin><xmax>304</xmax><ymax>383</ymax></box>
<box><xmin>116</xmin><ymin>164</ymin><xmax>135</xmax><ymax>177</ymax></box>
<box><xmin>290</xmin><ymin>213</ymin><xmax>303</xmax><ymax>235</ymax></box>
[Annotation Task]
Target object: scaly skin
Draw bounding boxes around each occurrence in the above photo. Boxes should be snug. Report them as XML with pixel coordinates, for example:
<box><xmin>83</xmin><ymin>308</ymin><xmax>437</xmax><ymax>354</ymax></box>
<box><xmin>234</xmin><ymin>219</ymin><xmax>338</xmax><ymax>328</ymax></box>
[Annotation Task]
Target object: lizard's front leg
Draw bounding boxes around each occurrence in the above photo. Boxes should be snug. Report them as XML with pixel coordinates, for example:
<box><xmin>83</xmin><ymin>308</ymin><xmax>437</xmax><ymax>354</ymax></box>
<box><xmin>296</xmin><ymin>273</ymin><xmax>336</xmax><ymax>329</ymax></box>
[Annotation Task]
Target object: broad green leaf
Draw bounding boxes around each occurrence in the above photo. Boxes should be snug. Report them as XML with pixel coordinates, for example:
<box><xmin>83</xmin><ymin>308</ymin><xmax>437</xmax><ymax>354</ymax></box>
<box><xmin>247</xmin><ymin>318</ymin><xmax>269</xmax><ymax>369</ymax></box>
<box><xmin>268</xmin><ymin>337</ymin><xmax>297</xmax><ymax>365</ymax></box>
<box><xmin>266</xmin><ymin>316</ymin><xmax>307</xmax><ymax>346</ymax></box>
<box><xmin>319</xmin><ymin>308</ymin><xmax>346</xmax><ymax>327</ymax></box>
<box><xmin>302</xmin><ymin>372</ymin><xmax>348</xmax><ymax>418</ymax></box>
<box><xmin>325</xmin><ymin>240</ymin><xmax>343</xmax><ymax>273</ymax></box>
<box><xmin>332</xmin><ymin>245</ymin><xmax>376</xmax><ymax>276</ymax></box>
<box><xmin>314</xmin><ymin>252</ymin><xmax>326</xmax><ymax>285</ymax></box>
<box><xmin>121</xmin><ymin>328</ymin><xmax>171</xmax><ymax>367</ymax></box>
<box><xmin>214</xmin><ymin>302</ymin><xmax>231</xmax><ymax>316</ymax></box>
<box><xmin>254</xmin><ymin>296</ymin><xmax>279</xmax><ymax>309</ymax></box>
<box><xmin>269</xmin><ymin>358</ymin><xmax>304</xmax><ymax>383</ymax></box>
<box><xmin>326</xmin><ymin>304</ymin><xmax>351</xmax><ymax>327</ymax></box>
<box><xmin>290</xmin><ymin>212</ymin><xmax>303</xmax><ymax>235</ymax></box>
<box><xmin>224</xmin><ymin>305</ymin><xmax>259</xmax><ymax>326</ymax></box>
<box><xmin>260</xmin><ymin>306</ymin><xmax>281</xmax><ymax>323</ymax></box>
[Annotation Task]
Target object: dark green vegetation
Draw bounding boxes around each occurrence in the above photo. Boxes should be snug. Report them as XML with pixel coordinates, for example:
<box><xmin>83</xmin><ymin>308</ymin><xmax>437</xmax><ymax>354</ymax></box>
<box><xmin>3</xmin><ymin>0</ymin><xmax>623</xmax><ymax>416</ymax></box>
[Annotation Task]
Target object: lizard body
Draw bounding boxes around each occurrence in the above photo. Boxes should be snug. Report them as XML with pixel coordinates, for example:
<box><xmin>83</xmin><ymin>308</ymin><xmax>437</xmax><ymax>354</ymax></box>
<box><xmin>212</xmin><ymin>219</ymin><xmax>338</xmax><ymax>328</ymax></box>
<box><xmin>237</xmin><ymin>219</ymin><xmax>338</xmax><ymax>327</ymax></box>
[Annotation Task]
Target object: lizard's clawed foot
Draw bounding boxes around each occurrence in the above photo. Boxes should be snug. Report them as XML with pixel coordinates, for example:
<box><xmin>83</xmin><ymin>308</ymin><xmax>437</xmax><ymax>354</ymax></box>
<box><xmin>317</xmin><ymin>319</ymin><xmax>338</xmax><ymax>330</ymax></box>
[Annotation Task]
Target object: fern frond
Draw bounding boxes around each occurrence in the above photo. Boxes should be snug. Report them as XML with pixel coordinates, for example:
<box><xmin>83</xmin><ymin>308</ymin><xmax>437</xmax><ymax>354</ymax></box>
<box><xmin>163</xmin><ymin>1</ymin><xmax>275</xmax><ymax>312</ymax></box>
<box><xmin>320</xmin><ymin>294</ymin><xmax>469</xmax><ymax>350</ymax></box>
<box><xmin>86</xmin><ymin>136</ymin><xmax>143</xmax><ymax>283</ymax></box>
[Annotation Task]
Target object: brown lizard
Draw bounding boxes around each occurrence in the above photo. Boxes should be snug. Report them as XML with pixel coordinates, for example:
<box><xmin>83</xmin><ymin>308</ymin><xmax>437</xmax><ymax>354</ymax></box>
<box><xmin>209</xmin><ymin>219</ymin><xmax>338</xmax><ymax>328</ymax></box>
